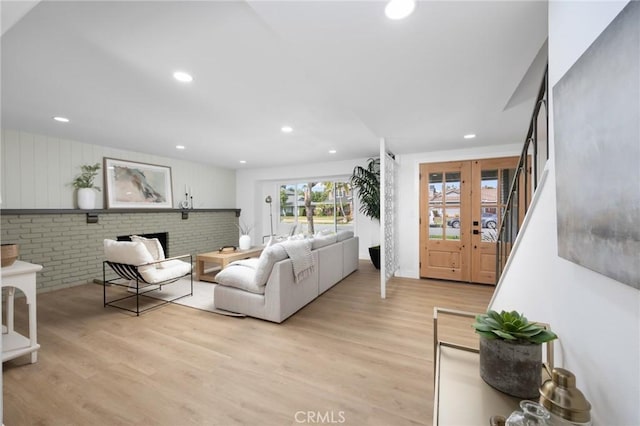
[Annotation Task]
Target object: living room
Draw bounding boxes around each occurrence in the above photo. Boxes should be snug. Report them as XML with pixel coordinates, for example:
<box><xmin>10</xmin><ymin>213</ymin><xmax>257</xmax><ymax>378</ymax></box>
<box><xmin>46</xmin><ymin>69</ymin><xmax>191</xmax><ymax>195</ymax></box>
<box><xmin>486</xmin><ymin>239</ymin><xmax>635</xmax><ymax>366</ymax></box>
<box><xmin>1</xmin><ymin>1</ymin><xmax>639</xmax><ymax>425</ymax></box>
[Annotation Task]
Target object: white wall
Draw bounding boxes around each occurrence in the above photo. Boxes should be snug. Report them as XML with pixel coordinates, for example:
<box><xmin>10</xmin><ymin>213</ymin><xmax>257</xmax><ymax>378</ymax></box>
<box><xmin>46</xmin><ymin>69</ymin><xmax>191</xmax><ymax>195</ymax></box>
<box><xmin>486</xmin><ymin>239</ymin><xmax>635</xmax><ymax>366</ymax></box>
<box><xmin>491</xmin><ymin>2</ymin><xmax>639</xmax><ymax>424</ymax></box>
<box><xmin>235</xmin><ymin>157</ymin><xmax>378</xmax><ymax>259</ymax></box>
<box><xmin>394</xmin><ymin>143</ymin><xmax>521</xmax><ymax>279</ymax></box>
<box><xmin>0</xmin><ymin>129</ymin><xmax>236</xmax><ymax>209</ymax></box>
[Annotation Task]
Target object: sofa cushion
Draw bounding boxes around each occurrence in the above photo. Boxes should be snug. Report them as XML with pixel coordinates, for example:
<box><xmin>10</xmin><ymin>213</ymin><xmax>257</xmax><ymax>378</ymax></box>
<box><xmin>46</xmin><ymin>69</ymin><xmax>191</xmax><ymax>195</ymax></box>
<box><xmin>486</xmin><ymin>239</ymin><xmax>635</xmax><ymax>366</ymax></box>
<box><xmin>336</xmin><ymin>230</ymin><xmax>354</xmax><ymax>242</ymax></box>
<box><xmin>229</xmin><ymin>258</ymin><xmax>260</xmax><ymax>269</ymax></box>
<box><xmin>311</xmin><ymin>233</ymin><xmax>337</xmax><ymax>250</ymax></box>
<box><xmin>215</xmin><ymin>264</ymin><xmax>266</xmax><ymax>294</ymax></box>
<box><xmin>104</xmin><ymin>239</ymin><xmax>154</xmax><ymax>273</ymax></box>
<box><xmin>254</xmin><ymin>243</ymin><xmax>289</xmax><ymax>286</ymax></box>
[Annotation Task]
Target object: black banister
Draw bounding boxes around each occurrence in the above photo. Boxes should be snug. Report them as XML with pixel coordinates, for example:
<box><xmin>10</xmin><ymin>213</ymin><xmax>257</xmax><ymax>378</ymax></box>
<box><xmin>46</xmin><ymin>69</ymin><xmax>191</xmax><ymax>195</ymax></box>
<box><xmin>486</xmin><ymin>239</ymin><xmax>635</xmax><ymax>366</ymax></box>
<box><xmin>496</xmin><ymin>66</ymin><xmax>548</xmax><ymax>283</ymax></box>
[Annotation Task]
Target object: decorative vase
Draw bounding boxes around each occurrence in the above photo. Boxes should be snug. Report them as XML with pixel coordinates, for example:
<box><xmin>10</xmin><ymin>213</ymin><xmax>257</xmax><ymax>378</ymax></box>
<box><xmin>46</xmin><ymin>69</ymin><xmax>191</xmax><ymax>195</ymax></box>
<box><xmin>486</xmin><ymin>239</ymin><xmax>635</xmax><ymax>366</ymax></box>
<box><xmin>239</xmin><ymin>234</ymin><xmax>251</xmax><ymax>250</ymax></box>
<box><xmin>78</xmin><ymin>188</ymin><xmax>96</xmax><ymax>209</ymax></box>
<box><xmin>479</xmin><ymin>336</ymin><xmax>542</xmax><ymax>398</ymax></box>
<box><xmin>1</xmin><ymin>243</ymin><xmax>19</xmax><ymax>267</ymax></box>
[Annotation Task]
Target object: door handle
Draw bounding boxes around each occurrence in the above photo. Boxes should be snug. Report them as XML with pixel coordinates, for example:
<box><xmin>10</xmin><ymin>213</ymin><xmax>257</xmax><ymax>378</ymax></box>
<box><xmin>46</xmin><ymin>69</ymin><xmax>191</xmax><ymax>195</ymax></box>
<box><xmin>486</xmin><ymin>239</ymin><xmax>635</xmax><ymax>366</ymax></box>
<box><xmin>473</xmin><ymin>230</ymin><xmax>480</xmax><ymax>235</ymax></box>
<box><xmin>473</xmin><ymin>221</ymin><xmax>479</xmax><ymax>226</ymax></box>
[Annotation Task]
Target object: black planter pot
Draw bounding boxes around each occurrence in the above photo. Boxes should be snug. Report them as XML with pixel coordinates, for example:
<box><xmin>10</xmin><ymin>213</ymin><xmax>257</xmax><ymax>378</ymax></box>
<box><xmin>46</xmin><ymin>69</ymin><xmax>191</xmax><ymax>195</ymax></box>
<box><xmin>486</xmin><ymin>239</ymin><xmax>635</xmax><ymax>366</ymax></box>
<box><xmin>369</xmin><ymin>246</ymin><xmax>381</xmax><ymax>269</ymax></box>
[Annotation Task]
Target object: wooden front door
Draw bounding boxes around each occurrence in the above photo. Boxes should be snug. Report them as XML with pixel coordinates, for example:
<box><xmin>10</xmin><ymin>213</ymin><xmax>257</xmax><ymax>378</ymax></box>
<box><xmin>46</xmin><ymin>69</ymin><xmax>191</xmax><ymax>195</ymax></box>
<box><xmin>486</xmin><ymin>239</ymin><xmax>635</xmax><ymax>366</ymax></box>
<box><xmin>420</xmin><ymin>157</ymin><xmax>519</xmax><ymax>285</ymax></box>
<box><xmin>420</xmin><ymin>161</ymin><xmax>471</xmax><ymax>282</ymax></box>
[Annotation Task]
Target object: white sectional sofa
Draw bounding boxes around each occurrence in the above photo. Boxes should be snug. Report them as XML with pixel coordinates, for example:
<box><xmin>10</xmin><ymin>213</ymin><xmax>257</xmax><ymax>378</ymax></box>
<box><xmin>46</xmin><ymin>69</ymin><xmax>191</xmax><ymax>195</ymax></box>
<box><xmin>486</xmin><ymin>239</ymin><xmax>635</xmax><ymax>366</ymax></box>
<box><xmin>213</xmin><ymin>231</ymin><xmax>359</xmax><ymax>323</ymax></box>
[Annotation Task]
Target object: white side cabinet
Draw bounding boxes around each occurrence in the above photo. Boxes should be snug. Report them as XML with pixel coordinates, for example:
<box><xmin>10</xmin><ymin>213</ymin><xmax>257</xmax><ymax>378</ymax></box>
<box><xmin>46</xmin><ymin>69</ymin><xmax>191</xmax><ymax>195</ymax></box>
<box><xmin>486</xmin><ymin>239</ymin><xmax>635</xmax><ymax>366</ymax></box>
<box><xmin>1</xmin><ymin>260</ymin><xmax>42</xmax><ymax>363</ymax></box>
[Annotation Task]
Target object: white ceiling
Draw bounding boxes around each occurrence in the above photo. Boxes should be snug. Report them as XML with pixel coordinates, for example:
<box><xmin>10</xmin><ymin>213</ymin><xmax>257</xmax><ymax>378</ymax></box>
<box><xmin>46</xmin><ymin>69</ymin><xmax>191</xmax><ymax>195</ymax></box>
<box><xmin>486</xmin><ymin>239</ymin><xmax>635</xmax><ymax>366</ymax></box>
<box><xmin>1</xmin><ymin>1</ymin><xmax>548</xmax><ymax>169</ymax></box>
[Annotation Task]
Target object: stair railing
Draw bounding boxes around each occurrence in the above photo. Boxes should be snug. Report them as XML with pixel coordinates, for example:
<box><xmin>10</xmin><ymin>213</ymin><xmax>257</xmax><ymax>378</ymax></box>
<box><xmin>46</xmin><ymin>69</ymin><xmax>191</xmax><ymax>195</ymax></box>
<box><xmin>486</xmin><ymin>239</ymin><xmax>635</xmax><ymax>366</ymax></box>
<box><xmin>496</xmin><ymin>66</ymin><xmax>548</xmax><ymax>282</ymax></box>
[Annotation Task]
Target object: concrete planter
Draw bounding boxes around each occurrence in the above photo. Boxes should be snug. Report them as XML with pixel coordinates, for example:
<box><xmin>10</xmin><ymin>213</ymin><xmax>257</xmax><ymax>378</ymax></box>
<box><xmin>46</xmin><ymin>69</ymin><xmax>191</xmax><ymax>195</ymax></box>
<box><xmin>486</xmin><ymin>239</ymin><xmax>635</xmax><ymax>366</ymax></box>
<box><xmin>479</xmin><ymin>336</ymin><xmax>542</xmax><ymax>399</ymax></box>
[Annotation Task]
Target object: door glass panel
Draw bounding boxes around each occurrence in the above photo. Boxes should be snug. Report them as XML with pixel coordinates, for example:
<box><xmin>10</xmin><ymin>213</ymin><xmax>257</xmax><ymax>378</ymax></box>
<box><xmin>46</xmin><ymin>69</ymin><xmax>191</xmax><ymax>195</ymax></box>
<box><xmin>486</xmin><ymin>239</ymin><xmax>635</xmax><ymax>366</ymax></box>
<box><xmin>445</xmin><ymin>207</ymin><xmax>461</xmax><ymax>240</ymax></box>
<box><xmin>500</xmin><ymin>169</ymin><xmax>516</xmax><ymax>204</ymax></box>
<box><xmin>428</xmin><ymin>173</ymin><xmax>444</xmax><ymax>240</ymax></box>
<box><xmin>444</xmin><ymin>172</ymin><xmax>461</xmax><ymax>205</ymax></box>
<box><xmin>444</xmin><ymin>172</ymin><xmax>461</xmax><ymax>240</ymax></box>
<box><xmin>480</xmin><ymin>169</ymin><xmax>498</xmax><ymax>242</ymax></box>
<box><xmin>429</xmin><ymin>207</ymin><xmax>444</xmax><ymax>239</ymax></box>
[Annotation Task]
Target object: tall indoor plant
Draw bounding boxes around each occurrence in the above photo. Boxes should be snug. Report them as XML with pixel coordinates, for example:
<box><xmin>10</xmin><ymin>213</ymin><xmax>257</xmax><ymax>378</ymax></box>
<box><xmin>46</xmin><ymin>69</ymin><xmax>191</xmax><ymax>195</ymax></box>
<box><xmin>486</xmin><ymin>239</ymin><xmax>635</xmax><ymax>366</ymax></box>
<box><xmin>351</xmin><ymin>157</ymin><xmax>380</xmax><ymax>269</ymax></box>
<box><xmin>71</xmin><ymin>163</ymin><xmax>101</xmax><ymax>209</ymax></box>
<box><xmin>473</xmin><ymin>310</ymin><xmax>558</xmax><ymax>398</ymax></box>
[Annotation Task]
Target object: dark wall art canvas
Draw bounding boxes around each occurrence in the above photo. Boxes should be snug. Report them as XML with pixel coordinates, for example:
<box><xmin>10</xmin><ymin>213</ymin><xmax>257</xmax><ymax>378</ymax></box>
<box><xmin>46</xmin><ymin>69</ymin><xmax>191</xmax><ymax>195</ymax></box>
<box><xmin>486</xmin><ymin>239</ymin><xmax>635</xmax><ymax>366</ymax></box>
<box><xmin>554</xmin><ymin>2</ymin><xmax>640</xmax><ymax>289</ymax></box>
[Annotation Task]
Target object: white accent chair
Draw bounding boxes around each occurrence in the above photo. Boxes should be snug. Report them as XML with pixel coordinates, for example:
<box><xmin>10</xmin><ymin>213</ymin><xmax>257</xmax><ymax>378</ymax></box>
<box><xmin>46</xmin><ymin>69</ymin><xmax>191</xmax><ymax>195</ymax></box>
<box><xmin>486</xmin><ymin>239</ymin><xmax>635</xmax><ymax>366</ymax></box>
<box><xmin>103</xmin><ymin>239</ymin><xmax>192</xmax><ymax>316</ymax></box>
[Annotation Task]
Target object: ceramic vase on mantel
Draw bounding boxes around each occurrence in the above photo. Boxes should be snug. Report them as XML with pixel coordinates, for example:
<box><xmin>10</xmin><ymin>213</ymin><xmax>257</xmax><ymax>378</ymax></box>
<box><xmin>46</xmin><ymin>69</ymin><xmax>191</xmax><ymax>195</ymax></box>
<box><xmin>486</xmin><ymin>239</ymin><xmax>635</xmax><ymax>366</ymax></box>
<box><xmin>239</xmin><ymin>234</ymin><xmax>251</xmax><ymax>250</ymax></box>
<box><xmin>77</xmin><ymin>188</ymin><xmax>96</xmax><ymax>210</ymax></box>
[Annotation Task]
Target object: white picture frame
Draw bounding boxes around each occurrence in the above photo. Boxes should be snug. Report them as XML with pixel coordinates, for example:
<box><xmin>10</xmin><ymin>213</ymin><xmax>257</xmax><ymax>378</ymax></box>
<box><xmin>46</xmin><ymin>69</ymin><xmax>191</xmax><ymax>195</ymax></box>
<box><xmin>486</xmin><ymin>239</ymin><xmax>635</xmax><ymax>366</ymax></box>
<box><xmin>104</xmin><ymin>158</ymin><xmax>173</xmax><ymax>209</ymax></box>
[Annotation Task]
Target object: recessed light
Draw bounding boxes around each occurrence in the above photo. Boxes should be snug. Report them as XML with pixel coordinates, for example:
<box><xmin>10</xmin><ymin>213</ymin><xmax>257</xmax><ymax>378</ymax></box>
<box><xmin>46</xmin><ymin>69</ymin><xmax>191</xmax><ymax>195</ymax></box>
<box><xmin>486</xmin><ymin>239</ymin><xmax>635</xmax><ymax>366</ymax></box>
<box><xmin>53</xmin><ymin>116</ymin><xmax>70</xmax><ymax>123</ymax></box>
<box><xmin>329</xmin><ymin>149</ymin><xmax>337</xmax><ymax>154</ymax></box>
<box><xmin>281</xmin><ymin>126</ymin><xmax>293</xmax><ymax>133</ymax></box>
<box><xmin>173</xmin><ymin>71</ymin><xmax>193</xmax><ymax>83</ymax></box>
<box><xmin>385</xmin><ymin>0</ymin><xmax>416</xmax><ymax>20</ymax></box>
<box><xmin>464</xmin><ymin>134</ymin><xmax>476</xmax><ymax>139</ymax></box>
<box><xmin>239</xmin><ymin>160</ymin><xmax>247</xmax><ymax>164</ymax></box>
<box><xmin>176</xmin><ymin>145</ymin><xmax>185</xmax><ymax>150</ymax></box>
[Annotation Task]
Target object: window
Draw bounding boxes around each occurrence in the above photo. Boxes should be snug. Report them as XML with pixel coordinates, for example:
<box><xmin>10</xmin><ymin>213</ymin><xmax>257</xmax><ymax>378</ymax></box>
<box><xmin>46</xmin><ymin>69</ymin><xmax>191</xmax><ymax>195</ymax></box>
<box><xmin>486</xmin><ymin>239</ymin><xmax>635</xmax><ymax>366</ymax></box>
<box><xmin>279</xmin><ymin>180</ymin><xmax>354</xmax><ymax>234</ymax></box>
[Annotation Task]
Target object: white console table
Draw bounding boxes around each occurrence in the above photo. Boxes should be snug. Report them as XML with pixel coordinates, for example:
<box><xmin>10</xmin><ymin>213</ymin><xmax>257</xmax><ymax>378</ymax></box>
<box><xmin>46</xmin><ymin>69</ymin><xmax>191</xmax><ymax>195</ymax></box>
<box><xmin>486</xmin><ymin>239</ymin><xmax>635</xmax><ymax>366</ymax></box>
<box><xmin>1</xmin><ymin>260</ymin><xmax>42</xmax><ymax>363</ymax></box>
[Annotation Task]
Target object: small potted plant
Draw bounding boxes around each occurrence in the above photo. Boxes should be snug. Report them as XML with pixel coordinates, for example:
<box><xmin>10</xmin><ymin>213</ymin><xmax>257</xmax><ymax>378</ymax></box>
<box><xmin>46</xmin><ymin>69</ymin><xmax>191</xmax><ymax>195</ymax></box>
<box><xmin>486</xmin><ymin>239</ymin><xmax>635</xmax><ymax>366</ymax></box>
<box><xmin>71</xmin><ymin>163</ymin><xmax>101</xmax><ymax>209</ymax></box>
<box><xmin>351</xmin><ymin>157</ymin><xmax>380</xmax><ymax>268</ymax></box>
<box><xmin>473</xmin><ymin>310</ymin><xmax>557</xmax><ymax>398</ymax></box>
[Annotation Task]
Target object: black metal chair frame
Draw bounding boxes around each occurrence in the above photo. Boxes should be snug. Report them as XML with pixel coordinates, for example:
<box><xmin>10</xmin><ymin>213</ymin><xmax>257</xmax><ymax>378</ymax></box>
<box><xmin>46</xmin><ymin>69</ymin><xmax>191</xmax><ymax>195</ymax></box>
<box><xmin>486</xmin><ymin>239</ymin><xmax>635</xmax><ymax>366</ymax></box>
<box><xmin>103</xmin><ymin>254</ymin><xmax>193</xmax><ymax>316</ymax></box>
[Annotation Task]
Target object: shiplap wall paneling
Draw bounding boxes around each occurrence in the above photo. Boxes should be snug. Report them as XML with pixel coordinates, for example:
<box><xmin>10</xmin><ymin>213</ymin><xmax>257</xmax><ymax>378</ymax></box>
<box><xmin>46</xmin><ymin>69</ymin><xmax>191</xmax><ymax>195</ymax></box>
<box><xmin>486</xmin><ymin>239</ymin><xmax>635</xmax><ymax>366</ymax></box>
<box><xmin>3</xmin><ymin>130</ymin><xmax>22</xmax><ymax>207</ymax></box>
<box><xmin>1</xmin><ymin>129</ymin><xmax>237</xmax><ymax>209</ymax></box>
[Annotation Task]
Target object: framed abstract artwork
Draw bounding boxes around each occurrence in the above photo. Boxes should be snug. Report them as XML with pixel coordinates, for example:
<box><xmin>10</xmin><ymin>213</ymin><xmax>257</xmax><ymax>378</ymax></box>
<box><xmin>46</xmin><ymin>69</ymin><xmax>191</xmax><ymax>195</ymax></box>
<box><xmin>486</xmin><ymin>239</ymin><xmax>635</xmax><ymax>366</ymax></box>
<box><xmin>104</xmin><ymin>158</ymin><xmax>173</xmax><ymax>209</ymax></box>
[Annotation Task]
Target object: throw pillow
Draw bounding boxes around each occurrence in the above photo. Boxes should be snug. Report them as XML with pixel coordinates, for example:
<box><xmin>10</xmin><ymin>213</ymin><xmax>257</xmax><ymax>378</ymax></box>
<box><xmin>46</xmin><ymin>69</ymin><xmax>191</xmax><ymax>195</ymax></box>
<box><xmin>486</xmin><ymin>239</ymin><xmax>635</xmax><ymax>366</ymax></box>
<box><xmin>215</xmin><ymin>264</ymin><xmax>266</xmax><ymax>294</ymax></box>
<box><xmin>103</xmin><ymin>239</ymin><xmax>155</xmax><ymax>273</ymax></box>
<box><xmin>253</xmin><ymin>243</ymin><xmax>288</xmax><ymax>286</ymax></box>
<box><xmin>130</xmin><ymin>235</ymin><xmax>165</xmax><ymax>261</ymax></box>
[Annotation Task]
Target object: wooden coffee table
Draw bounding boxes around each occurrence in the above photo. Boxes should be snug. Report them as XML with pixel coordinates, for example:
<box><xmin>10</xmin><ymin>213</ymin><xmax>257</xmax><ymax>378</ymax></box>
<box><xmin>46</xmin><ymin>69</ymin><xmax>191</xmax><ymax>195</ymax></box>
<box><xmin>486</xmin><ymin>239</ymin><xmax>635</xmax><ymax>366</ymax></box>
<box><xmin>196</xmin><ymin>246</ymin><xmax>264</xmax><ymax>283</ymax></box>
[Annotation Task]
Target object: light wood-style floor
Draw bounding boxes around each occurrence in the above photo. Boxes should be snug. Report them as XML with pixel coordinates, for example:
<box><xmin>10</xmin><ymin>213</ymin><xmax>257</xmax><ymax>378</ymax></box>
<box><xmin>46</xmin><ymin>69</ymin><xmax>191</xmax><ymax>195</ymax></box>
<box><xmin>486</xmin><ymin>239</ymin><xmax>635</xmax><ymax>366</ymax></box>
<box><xmin>3</xmin><ymin>261</ymin><xmax>493</xmax><ymax>426</ymax></box>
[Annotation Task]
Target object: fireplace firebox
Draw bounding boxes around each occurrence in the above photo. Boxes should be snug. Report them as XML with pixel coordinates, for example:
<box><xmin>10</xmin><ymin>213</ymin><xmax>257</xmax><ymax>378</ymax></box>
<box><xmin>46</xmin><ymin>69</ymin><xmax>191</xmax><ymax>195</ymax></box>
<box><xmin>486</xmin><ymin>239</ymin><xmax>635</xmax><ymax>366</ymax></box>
<box><xmin>117</xmin><ymin>232</ymin><xmax>169</xmax><ymax>257</ymax></box>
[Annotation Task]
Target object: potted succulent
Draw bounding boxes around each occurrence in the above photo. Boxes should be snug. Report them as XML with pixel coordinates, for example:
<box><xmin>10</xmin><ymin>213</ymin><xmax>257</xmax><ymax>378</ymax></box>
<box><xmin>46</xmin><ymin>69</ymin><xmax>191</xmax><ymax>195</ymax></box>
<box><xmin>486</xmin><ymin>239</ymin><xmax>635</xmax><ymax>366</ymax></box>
<box><xmin>71</xmin><ymin>163</ymin><xmax>101</xmax><ymax>209</ymax></box>
<box><xmin>351</xmin><ymin>157</ymin><xmax>380</xmax><ymax>269</ymax></box>
<box><xmin>473</xmin><ymin>310</ymin><xmax>558</xmax><ymax>398</ymax></box>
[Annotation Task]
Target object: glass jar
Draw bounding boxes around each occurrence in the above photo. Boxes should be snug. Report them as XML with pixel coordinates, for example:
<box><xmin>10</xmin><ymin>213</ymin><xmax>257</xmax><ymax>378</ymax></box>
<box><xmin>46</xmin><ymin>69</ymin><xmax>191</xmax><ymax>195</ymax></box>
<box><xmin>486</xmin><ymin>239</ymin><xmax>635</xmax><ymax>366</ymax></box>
<box><xmin>506</xmin><ymin>400</ymin><xmax>552</xmax><ymax>426</ymax></box>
